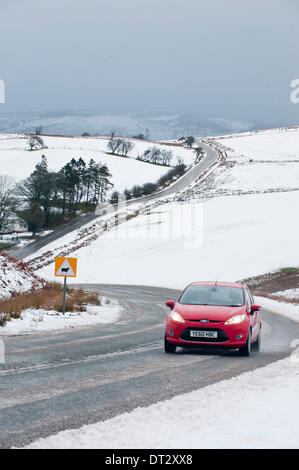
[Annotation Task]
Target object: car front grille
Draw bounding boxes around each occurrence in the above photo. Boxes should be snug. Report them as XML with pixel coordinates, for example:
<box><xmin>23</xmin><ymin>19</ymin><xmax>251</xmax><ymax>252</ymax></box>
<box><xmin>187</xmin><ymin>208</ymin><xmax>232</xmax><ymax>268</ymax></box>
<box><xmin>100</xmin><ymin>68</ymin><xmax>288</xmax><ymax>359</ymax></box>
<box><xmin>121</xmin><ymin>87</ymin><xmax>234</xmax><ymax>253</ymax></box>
<box><xmin>187</xmin><ymin>319</ymin><xmax>222</xmax><ymax>323</ymax></box>
<box><xmin>180</xmin><ymin>327</ymin><xmax>229</xmax><ymax>343</ymax></box>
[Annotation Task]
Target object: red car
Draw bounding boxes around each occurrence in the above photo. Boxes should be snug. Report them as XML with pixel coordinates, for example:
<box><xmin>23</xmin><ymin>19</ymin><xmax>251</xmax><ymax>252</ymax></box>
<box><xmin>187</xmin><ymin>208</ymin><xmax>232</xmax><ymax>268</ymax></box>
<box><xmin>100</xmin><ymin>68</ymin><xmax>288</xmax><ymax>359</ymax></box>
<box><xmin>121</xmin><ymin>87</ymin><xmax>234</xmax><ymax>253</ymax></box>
<box><xmin>164</xmin><ymin>281</ymin><xmax>261</xmax><ymax>356</ymax></box>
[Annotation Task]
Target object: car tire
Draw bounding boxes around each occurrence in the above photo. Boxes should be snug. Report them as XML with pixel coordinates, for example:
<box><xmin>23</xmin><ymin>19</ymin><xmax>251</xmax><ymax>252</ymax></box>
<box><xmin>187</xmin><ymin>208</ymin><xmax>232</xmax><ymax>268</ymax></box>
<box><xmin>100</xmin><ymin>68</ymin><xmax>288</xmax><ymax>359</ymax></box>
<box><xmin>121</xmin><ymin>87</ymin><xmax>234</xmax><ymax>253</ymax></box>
<box><xmin>164</xmin><ymin>336</ymin><xmax>177</xmax><ymax>354</ymax></box>
<box><xmin>252</xmin><ymin>327</ymin><xmax>261</xmax><ymax>352</ymax></box>
<box><xmin>238</xmin><ymin>329</ymin><xmax>251</xmax><ymax>356</ymax></box>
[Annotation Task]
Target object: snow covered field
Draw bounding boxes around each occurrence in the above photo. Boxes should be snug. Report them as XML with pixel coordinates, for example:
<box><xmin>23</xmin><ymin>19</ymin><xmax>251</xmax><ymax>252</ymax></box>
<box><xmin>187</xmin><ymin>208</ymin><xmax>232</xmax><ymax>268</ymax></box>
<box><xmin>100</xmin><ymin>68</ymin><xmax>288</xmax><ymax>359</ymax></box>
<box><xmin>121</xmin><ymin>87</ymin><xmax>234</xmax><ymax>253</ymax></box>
<box><xmin>0</xmin><ymin>134</ymin><xmax>194</xmax><ymax>193</ymax></box>
<box><xmin>205</xmin><ymin>160</ymin><xmax>299</xmax><ymax>195</ymax></box>
<box><xmin>0</xmin><ymin>297</ymin><xmax>121</xmax><ymax>336</ymax></box>
<box><xmin>215</xmin><ymin>126</ymin><xmax>299</xmax><ymax>162</ymax></box>
<box><xmin>182</xmin><ymin>127</ymin><xmax>299</xmax><ymax>199</ymax></box>
<box><xmin>33</xmin><ymin>191</ymin><xmax>299</xmax><ymax>289</ymax></box>
<box><xmin>25</xmin><ymin>298</ymin><xmax>299</xmax><ymax>449</ymax></box>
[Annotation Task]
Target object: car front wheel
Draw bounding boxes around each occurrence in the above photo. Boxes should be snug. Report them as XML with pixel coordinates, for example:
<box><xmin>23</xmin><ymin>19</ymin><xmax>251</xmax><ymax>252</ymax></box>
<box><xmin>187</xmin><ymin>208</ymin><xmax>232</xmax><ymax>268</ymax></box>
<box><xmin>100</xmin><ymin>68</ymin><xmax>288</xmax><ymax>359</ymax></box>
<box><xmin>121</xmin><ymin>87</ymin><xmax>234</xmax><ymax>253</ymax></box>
<box><xmin>238</xmin><ymin>330</ymin><xmax>251</xmax><ymax>356</ymax></box>
<box><xmin>252</xmin><ymin>327</ymin><xmax>261</xmax><ymax>352</ymax></box>
<box><xmin>164</xmin><ymin>336</ymin><xmax>177</xmax><ymax>354</ymax></box>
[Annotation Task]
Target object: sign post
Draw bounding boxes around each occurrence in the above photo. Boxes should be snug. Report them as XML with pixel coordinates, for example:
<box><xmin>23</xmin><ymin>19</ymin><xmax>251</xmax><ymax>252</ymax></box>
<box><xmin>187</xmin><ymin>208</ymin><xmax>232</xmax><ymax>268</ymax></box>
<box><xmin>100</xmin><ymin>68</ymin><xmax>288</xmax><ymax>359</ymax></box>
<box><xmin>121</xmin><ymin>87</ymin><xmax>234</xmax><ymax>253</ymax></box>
<box><xmin>55</xmin><ymin>257</ymin><xmax>78</xmax><ymax>315</ymax></box>
<box><xmin>62</xmin><ymin>277</ymin><xmax>67</xmax><ymax>315</ymax></box>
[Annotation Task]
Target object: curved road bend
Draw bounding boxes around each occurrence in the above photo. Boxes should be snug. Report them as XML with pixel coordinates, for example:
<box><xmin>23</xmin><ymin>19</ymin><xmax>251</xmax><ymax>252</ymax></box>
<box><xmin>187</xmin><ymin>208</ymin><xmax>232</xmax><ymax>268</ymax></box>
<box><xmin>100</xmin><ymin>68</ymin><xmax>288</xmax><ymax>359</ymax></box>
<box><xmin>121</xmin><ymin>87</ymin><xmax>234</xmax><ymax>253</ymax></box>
<box><xmin>11</xmin><ymin>142</ymin><xmax>218</xmax><ymax>260</ymax></box>
<box><xmin>0</xmin><ymin>284</ymin><xmax>298</xmax><ymax>448</ymax></box>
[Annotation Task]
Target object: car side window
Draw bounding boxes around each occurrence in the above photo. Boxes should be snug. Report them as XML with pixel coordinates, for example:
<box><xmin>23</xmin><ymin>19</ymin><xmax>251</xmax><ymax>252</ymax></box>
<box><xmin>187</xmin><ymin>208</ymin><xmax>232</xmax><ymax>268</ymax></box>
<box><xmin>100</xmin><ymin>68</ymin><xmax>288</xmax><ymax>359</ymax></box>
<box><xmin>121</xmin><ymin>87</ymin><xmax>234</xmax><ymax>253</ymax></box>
<box><xmin>246</xmin><ymin>289</ymin><xmax>252</xmax><ymax>311</ymax></box>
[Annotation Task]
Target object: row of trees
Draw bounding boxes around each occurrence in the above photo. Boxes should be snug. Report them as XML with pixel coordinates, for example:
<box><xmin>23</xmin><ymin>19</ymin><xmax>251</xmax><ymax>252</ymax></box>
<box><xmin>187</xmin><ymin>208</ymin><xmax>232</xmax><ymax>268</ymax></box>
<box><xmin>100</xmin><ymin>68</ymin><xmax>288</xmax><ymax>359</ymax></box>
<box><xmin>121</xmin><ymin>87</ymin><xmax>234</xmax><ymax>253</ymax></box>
<box><xmin>136</xmin><ymin>146</ymin><xmax>173</xmax><ymax>166</ymax></box>
<box><xmin>107</xmin><ymin>134</ymin><xmax>174</xmax><ymax>167</ymax></box>
<box><xmin>107</xmin><ymin>133</ymin><xmax>205</xmax><ymax>167</ymax></box>
<box><xmin>107</xmin><ymin>137</ymin><xmax>135</xmax><ymax>156</ymax></box>
<box><xmin>16</xmin><ymin>156</ymin><xmax>113</xmax><ymax>233</ymax></box>
<box><xmin>110</xmin><ymin>163</ymin><xmax>187</xmax><ymax>202</ymax></box>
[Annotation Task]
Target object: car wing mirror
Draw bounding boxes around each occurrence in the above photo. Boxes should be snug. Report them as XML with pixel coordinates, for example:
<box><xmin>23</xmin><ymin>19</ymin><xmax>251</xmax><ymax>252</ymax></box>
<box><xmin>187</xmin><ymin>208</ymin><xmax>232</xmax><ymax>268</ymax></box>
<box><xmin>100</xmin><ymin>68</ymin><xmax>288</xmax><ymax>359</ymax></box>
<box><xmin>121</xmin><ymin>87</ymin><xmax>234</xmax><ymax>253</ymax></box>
<box><xmin>165</xmin><ymin>300</ymin><xmax>175</xmax><ymax>310</ymax></box>
<box><xmin>251</xmin><ymin>304</ymin><xmax>261</xmax><ymax>313</ymax></box>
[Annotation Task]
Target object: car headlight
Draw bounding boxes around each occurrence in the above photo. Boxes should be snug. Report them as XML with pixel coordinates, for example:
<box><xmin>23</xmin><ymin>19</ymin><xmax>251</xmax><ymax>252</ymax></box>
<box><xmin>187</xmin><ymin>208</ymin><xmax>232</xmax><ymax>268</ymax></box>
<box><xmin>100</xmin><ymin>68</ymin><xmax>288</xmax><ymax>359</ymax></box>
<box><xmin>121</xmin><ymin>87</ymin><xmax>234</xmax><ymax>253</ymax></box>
<box><xmin>224</xmin><ymin>314</ymin><xmax>246</xmax><ymax>325</ymax></box>
<box><xmin>170</xmin><ymin>311</ymin><xmax>186</xmax><ymax>323</ymax></box>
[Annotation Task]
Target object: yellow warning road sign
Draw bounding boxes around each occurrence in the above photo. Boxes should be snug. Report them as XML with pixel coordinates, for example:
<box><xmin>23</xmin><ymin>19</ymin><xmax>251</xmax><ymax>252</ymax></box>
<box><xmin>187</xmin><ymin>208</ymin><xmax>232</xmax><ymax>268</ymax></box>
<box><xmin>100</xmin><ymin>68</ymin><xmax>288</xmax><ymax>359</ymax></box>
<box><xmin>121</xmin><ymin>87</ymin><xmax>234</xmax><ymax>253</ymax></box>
<box><xmin>55</xmin><ymin>257</ymin><xmax>77</xmax><ymax>277</ymax></box>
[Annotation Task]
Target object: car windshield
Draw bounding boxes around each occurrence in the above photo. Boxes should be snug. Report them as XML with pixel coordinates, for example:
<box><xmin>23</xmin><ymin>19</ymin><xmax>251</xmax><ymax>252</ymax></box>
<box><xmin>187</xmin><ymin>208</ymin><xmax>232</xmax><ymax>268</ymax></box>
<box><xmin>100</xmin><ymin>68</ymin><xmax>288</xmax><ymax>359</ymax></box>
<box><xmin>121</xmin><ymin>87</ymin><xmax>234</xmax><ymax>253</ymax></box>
<box><xmin>179</xmin><ymin>285</ymin><xmax>245</xmax><ymax>307</ymax></box>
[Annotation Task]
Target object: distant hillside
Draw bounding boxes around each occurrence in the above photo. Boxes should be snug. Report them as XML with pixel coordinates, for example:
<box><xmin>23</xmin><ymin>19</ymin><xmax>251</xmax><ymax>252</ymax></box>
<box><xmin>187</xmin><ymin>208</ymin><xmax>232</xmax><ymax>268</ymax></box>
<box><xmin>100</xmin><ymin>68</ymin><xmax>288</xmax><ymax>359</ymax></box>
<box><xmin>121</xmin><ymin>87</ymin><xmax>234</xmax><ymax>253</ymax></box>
<box><xmin>0</xmin><ymin>110</ymin><xmax>276</xmax><ymax>140</ymax></box>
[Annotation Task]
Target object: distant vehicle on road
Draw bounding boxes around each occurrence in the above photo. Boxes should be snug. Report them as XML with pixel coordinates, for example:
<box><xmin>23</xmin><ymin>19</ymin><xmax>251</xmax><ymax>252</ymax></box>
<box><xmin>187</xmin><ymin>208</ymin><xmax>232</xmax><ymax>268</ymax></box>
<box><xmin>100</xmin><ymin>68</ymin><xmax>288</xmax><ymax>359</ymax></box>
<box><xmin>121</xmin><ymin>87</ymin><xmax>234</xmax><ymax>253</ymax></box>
<box><xmin>164</xmin><ymin>281</ymin><xmax>261</xmax><ymax>356</ymax></box>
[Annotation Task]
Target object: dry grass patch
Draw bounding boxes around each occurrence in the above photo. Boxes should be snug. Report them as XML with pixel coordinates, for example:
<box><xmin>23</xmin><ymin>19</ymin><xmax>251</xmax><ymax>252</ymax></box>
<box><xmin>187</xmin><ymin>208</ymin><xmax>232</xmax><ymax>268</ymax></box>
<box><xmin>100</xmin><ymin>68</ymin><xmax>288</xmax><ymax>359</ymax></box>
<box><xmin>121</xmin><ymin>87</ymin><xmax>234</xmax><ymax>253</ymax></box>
<box><xmin>0</xmin><ymin>283</ymin><xmax>102</xmax><ymax>327</ymax></box>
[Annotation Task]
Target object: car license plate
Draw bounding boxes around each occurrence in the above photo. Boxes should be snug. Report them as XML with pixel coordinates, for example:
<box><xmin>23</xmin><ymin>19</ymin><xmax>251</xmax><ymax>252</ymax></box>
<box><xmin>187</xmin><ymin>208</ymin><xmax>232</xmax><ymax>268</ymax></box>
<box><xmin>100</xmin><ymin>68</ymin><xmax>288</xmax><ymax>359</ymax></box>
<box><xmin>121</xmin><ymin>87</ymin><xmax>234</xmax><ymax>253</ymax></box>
<box><xmin>190</xmin><ymin>330</ymin><xmax>218</xmax><ymax>339</ymax></box>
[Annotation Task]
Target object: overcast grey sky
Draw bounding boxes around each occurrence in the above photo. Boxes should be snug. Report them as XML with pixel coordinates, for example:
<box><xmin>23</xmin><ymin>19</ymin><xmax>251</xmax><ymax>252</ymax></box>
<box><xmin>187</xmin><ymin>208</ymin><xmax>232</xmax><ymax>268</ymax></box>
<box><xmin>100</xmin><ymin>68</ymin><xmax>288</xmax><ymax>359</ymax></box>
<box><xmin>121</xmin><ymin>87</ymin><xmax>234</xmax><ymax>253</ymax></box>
<box><xmin>0</xmin><ymin>0</ymin><xmax>298</xmax><ymax>122</ymax></box>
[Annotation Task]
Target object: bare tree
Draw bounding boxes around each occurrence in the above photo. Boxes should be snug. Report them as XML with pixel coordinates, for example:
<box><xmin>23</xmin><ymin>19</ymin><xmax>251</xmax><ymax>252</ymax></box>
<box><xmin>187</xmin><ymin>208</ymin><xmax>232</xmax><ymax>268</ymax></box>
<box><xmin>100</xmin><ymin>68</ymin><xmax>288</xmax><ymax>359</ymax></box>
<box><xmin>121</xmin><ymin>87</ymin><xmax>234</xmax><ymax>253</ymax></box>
<box><xmin>27</xmin><ymin>134</ymin><xmax>45</xmax><ymax>151</ymax></box>
<box><xmin>120</xmin><ymin>140</ymin><xmax>135</xmax><ymax>156</ymax></box>
<box><xmin>160</xmin><ymin>149</ymin><xmax>173</xmax><ymax>166</ymax></box>
<box><xmin>107</xmin><ymin>137</ymin><xmax>135</xmax><ymax>156</ymax></box>
<box><xmin>137</xmin><ymin>146</ymin><xmax>164</xmax><ymax>164</ymax></box>
<box><xmin>107</xmin><ymin>137</ymin><xmax>123</xmax><ymax>154</ymax></box>
<box><xmin>35</xmin><ymin>125</ymin><xmax>43</xmax><ymax>135</ymax></box>
<box><xmin>0</xmin><ymin>176</ymin><xmax>16</xmax><ymax>231</ymax></box>
<box><xmin>109</xmin><ymin>129</ymin><xmax>118</xmax><ymax>140</ymax></box>
<box><xmin>149</xmin><ymin>146</ymin><xmax>162</xmax><ymax>164</ymax></box>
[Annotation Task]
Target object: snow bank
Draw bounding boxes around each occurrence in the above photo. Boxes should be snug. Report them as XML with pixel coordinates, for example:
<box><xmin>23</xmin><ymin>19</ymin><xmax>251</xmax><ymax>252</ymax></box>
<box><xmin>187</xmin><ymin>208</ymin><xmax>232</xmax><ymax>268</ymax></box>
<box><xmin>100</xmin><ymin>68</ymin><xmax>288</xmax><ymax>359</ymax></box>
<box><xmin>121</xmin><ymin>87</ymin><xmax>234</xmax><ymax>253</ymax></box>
<box><xmin>0</xmin><ymin>297</ymin><xmax>122</xmax><ymax>336</ymax></box>
<box><xmin>25</xmin><ymin>354</ymin><xmax>299</xmax><ymax>449</ymax></box>
<box><xmin>255</xmin><ymin>296</ymin><xmax>299</xmax><ymax>324</ymax></box>
<box><xmin>0</xmin><ymin>253</ymin><xmax>45</xmax><ymax>300</ymax></box>
<box><xmin>273</xmin><ymin>288</ymin><xmax>299</xmax><ymax>301</ymax></box>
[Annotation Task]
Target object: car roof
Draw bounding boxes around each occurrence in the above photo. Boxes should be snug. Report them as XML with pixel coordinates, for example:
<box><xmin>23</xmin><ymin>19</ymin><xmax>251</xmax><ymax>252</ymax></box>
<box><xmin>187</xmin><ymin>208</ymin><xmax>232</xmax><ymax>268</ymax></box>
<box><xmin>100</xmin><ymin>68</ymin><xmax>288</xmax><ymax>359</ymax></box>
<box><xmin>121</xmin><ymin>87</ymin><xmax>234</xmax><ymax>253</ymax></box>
<box><xmin>189</xmin><ymin>281</ymin><xmax>244</xmax><ymax>288</ymax></box>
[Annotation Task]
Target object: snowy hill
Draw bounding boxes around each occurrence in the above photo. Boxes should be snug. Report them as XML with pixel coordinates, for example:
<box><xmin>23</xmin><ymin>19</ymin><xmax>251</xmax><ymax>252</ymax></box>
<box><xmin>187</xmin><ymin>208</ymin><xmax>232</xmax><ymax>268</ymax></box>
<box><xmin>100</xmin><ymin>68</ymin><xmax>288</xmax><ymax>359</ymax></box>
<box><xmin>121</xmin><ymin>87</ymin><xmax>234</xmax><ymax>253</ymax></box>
<box><xmin>26</xmin><ymin>126</ymin><xmax>299</xmax><ymax>288</ymax></box>
<box><xmin>181</xmin><ymin>126</ymin><xmax>299</xmax><ymax>200</ymax></box>
<box><xmin>0</xmin><ymin>252</ymin><xmax>46</xmax><ymax>300</ymax></box>
<box><xmin>0</xmin><ymin>134</ymin><xmax>194</xmax><ymax>194</ymax></box>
